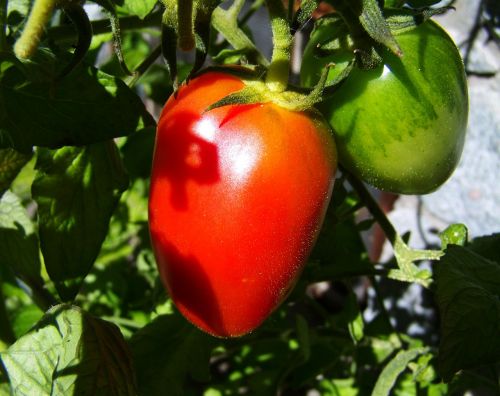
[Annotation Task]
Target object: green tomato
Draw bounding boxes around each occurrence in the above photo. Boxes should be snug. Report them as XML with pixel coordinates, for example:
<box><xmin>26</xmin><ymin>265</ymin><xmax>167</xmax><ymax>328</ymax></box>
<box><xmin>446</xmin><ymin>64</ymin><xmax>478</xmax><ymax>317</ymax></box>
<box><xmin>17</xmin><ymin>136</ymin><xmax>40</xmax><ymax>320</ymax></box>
<box><xmin>301</xmin><ymin>19</ymin><xmax>469</xmax><ymax>194</ymax></box>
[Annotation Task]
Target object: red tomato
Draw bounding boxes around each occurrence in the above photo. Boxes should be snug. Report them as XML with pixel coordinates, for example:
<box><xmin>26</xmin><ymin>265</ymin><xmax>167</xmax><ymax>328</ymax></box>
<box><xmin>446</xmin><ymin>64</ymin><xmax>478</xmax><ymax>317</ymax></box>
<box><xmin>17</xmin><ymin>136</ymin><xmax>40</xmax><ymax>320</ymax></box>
<box><xmin>148</xmin><ymin>71</ymin><xmax>337</xmax><ymax>337</ymax></box>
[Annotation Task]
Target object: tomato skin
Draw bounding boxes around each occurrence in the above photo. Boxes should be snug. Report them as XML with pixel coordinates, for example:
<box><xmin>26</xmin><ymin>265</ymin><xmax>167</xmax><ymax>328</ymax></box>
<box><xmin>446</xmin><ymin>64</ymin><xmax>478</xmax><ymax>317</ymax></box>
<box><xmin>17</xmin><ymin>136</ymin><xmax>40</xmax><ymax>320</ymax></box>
<box><xmin>301</xmin><ymin>20</ymin><xmax>468</xmax><ymax>194</ymax></box>
<box><xmin>148</xmin><ymin>71</ymin><xmax>337</xmax><ymax>337</ymax></box>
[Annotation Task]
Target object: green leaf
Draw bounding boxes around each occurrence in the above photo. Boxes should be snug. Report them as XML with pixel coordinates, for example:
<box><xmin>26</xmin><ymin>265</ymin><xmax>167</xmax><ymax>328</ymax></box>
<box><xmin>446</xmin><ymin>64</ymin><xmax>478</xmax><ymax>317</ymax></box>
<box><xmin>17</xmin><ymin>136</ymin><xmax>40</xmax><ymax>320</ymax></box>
<box><xmin>306</xmin><ymin>180</ymin><xmax>372</xmax><ymax>281</ymax></box>
<box><xmin>371</xmin><ymin>347</ymin><xmax>429</xmax><ymax>396</ymax></box>
<box><xmin>434</xmin><ymin>245</ymin><xmax>500</xmax><ymax>382</ymax></box>
<box><xmin>0</xmin><ymin>304</ymin><xmax>137</xmax><ymax>395</ymax></box>
<box><xmin>119</xmin><ymin>0</ymin><xmax>158</xmax><ymax>20</ymax></box>
<box><xmin>0</xmin><ymin>52</ymin><xmax>154</xmax><ymax>152</ymax></box>
<box><xmin>0</xmin><ymin>191</ymin><xmax>42</xmax><ymax>285</ymax></box>
<box><xmin>32</xmin><ymin>142</ymin><xmax>129</xmax><ymax>301</ymax></box>
<box><xmin>346</xmin><ymin>290</ymin><xmax>364</xmax><ymax>344</ymax></box>
<box><xmin>129</xmin><ymin>312</ymin><xmax>216</xmax><ymax>396</ymax></box>
<box><xmin>0</xmin><ymin>149</ymin><xmax>32</xmax><ymax>198</ymax></box>
<box><xmin>295</xmin><ymin>314</ymin><xmax>311</xmax><ymax>361</ymax></box>
<box><xmin>11</xmin><ymin>304</ymin><xmax>44</xmax><ymax>338</ymax></box>
<box><xmin>120</xmin><ymin>126</ymin><xmax>155</xmax><ymax>179</ymax></box>
<box><xmin>467</xmin><ymin>233</ymin><xmax>500</xmax><ymax>264</ymax></box>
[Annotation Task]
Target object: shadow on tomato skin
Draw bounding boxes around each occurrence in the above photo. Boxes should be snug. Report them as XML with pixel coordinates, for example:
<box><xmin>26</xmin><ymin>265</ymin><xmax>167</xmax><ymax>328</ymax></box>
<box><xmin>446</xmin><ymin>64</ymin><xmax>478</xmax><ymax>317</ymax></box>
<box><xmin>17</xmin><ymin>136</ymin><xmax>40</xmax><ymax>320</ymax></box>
<box><xmin>152</xmin><ymin>239</ymin><xmax>227</xmax><ymax>337</ymax></box>
<box><xmin>153</xmin><ymin>110</ymin><xmax>220</xmax><ymax>211</ymax></box>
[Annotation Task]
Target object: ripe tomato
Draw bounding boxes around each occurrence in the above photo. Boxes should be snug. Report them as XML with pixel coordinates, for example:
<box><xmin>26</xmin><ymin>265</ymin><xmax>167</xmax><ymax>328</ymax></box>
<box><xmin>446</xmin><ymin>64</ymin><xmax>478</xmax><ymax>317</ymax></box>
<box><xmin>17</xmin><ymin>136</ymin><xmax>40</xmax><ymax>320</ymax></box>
<box><xmin>148</xmin><ymin>71</ymin><xmax>337</xmax><ymax>337</ymax></box>
<box><xmin>301</xmin><ymin>19</ymin><xmax>468</xmax><ymax>194</ymax></box>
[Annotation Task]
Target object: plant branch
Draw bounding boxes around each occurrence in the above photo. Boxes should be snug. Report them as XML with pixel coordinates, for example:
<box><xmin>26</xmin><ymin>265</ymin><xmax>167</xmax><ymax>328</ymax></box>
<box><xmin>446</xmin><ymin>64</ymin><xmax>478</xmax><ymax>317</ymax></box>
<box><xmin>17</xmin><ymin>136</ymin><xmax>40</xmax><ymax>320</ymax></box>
<box><xmin>265</xmin><ymin>0</ymin><xmax>292</xmax><ymax>92</ymax></box>
<box><xmin>177</xmin><ymin>0</ymin><xmax>195</xmax><ymax>51</ymax></box>
<box><xmin>127</xmin><ymin>44</ymin><xmax>162</xmax><ymax>87</ymax></box>
<box><xmin>212</xmin><ymin>0</ymin><xmax>268</xmax><ymax>66</ymax></box>
<box><xmin>344</xmin><ymin>168</ymin><xmax>397</xmax><ymax>244</ymax></box>
<box><xmin>14</xmin><ymin>0</ymin><xmax>57</xmax><ymax>59</ymax></box>
<box><xmin>344</xmin><ymin>169</ymin><xmax>441</xmax><ymax>288</ymax></box>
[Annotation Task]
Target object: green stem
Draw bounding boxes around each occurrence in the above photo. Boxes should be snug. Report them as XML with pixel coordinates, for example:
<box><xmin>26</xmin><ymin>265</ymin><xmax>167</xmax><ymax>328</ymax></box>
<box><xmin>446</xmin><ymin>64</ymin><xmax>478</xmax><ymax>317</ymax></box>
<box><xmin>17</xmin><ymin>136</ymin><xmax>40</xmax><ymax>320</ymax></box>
<box><xmin>177</xmin><ymin>0</ymin><xmax>194</xmax><ymax>51</ymax></box>
<box><xmin>13</xmin><ymin>0</ymin><xmax>57</xmax><ymax>59</ymax></box>
<box><xmin>344</xmin><ymin>169</ymin><xmax>397</xmax><ymax>245</ymax></box>
<box><xmin>265</xmin><ymin>0</ymin><xmax>292</xmax><ymax>92</ymax></box>
<box><xmin>127</xmin><ymin>44</ymin><xmax>162</xmax><ymax>87</ymax></box>
<box><xmin>212</xmin><ymin>0</ymin><xmax>268</xmax><ymax>67</ymax></box>
<box><xmin>0</xmin><ymin>0</ymin><xmax>7</xmax><ymax>51</ymax></box>
<box><xmin>345</xmin><ymin>169</ymin><xmax>441</xmax><ymax>287</ymax></box>
<box><xmin>101</xmin><ymin>316</ymin><xmax>143</xmax><ymax>330</ymax></box>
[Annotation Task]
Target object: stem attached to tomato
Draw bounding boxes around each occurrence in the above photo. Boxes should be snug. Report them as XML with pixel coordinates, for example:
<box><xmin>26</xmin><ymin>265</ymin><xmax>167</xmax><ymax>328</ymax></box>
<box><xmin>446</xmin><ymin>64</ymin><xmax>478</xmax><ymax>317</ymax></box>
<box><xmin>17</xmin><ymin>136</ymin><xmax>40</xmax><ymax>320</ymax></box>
<box><xmin>265</xmin><ymin>0</ymin><xmax>292</xmax><ymax>92</ymax></box>
<box><xmin>13</xmin><ymin>0</ymin><xmax>57</xmax><ymax>59</ymax></box>
<box><xmin>177</xmin><ymin>0</ymin><xmax>195</xmax><ymax>51</ymax></box>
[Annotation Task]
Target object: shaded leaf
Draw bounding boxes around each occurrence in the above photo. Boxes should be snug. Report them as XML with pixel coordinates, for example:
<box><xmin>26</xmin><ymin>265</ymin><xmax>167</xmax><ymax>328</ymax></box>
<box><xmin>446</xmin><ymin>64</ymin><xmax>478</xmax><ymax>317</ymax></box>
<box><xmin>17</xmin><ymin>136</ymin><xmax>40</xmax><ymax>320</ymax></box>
<box><xmin>10</xmin><ymin>304</ymin><xmax>44</xmax><ymax>339</ymax></box>
<box><xmin>371</xmin><ymin>347</ymin><xmax>429</xmax><ymax>395</ymax></box>
<box><xmin>32</xmin><ymin>142</ymin><xmax>128</xmax><ymax>301</ymax></box>
<box><xmin>0</xmin><ymin>149</ymin><xmax>32</xmax><ymax>198</ymax></box>
<box><xmin>121</xmin><ymin>126</ymin><xmax>155</xmax><ymax>179</ymax></box>
<box><xmin>119</xmin><ymin>0</ymin><xmax>157</xmax><ymax>20</ymax></box>
<box><xmin>467</xmin><ymin>233</ymin><xmax>500</xmax><ymax>264</ymax></box>
<box><xmin>0</xmin><ymin>304</ymin><xmax>136</xmax><ymax>395</ymax></box>
<box><xmin>129</xmin><ymin>312</ymin><xmax>216</xmax><ymax>396</ymax></box>
<box><xmin>0</xmin><ymin>51</ymin><xmax>154</xmax><ymax>152</ymax></box>
<box><xmin>434</xmin><ymin>245</ymin><xmax>500</xmax><ymax>382</ymax></box>
<box><xmin>0</xmin><ymin>191</ymin><xmax>42</xmax><ymax>285</ymax></box>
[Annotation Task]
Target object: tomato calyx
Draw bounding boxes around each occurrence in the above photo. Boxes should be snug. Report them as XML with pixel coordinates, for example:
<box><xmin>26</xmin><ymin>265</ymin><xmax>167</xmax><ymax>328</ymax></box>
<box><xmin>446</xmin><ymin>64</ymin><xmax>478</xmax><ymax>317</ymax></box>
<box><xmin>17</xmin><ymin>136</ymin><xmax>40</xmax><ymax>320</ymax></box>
<box><xmin>203</xmin><ymin>63</ymin><xmax>345</xmax><ymax>113</ymax></box>
<box><xmin>313</xmin><ymin>6</ymin><xmax>453</xmax><ymax>71</ymax></box>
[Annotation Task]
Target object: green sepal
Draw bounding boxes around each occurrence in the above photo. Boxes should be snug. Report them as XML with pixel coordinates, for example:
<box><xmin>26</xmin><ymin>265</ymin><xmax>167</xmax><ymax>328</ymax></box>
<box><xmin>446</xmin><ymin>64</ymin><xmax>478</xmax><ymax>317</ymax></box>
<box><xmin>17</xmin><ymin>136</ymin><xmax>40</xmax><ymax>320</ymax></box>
<box><xmin>311</xmin><ymin>14</ymin><xmax>383</xmax><ymax>70</ymax></box>
<box><xmin>189</xmin><ymin>0</ymin><xmax>222</xmax><ymax>80</ymax></box>
<box><xmin>385</xmin><ymin>6</ymin><xmax>453</xmax><ymax>35</ymax></box>
<box><xmin>321</xmin><ymin>59</ymin><xmax>355</xmax><ymax>99</ymax></box>
<box><xmin>56</xmin><ymin>3</ymin><xmax>92</xmax><ymax>80</ymax></box>
<box><xmin>204</xmin><ymin>82</ymin><xmax>264</xmax><ymax>112</ymax></box>
<box><xmin>92</xmin><ymin>0</ymin><xmax>133</xmax><ymax>76</ymax></box>
<box><xmin>161</xmin><ymin>7</ymin><xmax>179</xmax><ymax>90</ymax></box>
<box><xmin>292</xmin><ymin>0</ymin><xmax>320</xmax><ymax>31</ymax></box>
<box><xmin>356</xmin><ymin>0</ymin><xmax>402</xmax><ymax>56</ymax></box>
<box><xmin>204</xmin><ymin>62</ymin><xmax>341</xmax><ymax>113</ymax></box>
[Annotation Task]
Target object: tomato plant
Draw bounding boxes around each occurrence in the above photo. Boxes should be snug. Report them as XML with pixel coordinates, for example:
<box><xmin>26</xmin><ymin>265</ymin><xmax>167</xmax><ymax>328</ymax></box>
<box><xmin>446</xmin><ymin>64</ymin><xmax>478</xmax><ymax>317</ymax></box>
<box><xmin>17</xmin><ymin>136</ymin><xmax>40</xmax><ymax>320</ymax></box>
<box><xmin>148</xmin><ymin>71</ymin><xmax>337</xmax><ymax>337</ymax></box>
<box><xmin>1</xmin><ymin>0</ymin><xmax>498</xmax><ymax>395</ymax></box>
<box><xmin>301</xmin><ymin>19</ymin><xmax>469</xmax><ymax>194</ymax></box>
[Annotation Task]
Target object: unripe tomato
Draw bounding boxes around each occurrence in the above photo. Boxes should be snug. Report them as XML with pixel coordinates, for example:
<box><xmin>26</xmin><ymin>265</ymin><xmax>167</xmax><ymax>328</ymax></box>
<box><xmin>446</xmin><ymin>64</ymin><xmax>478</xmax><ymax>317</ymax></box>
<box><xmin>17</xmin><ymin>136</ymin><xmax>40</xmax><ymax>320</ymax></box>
<box><xmin>301</xmin><ymin>19</ymin><xmax>468</xmax><ymax>194</ymax></box>
<box><xmin>149</xmin><ymin>71</ymin><xmax>337</xmax><ymax>337</ymax></box>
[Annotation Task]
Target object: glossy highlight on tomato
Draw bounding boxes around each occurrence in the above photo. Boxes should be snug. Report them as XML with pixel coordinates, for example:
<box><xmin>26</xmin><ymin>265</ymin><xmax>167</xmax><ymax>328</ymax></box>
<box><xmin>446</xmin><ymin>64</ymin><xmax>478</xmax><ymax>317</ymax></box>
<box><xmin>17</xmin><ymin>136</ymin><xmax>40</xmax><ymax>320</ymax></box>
<box><xmin>301</xmin><ymin>19</ymin><xmax>468</xmax><ymax>194</ymax></box>
<box><xmin>148</xmin><ymin>71</ymin><xmax>337</xmax><ymax>337</ymax></box>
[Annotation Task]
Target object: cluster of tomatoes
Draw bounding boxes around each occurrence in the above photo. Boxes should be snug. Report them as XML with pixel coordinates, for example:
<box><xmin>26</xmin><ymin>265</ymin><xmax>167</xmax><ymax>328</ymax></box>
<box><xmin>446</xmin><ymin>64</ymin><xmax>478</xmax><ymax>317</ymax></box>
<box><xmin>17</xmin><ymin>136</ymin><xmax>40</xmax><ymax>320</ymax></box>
<box><xmin>148</xmin><ymin>17</ymin><xmax>468</xmax><ymax>337</ymax></box>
